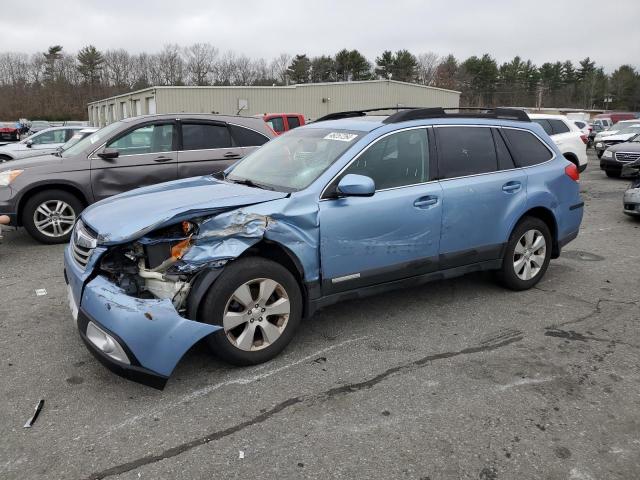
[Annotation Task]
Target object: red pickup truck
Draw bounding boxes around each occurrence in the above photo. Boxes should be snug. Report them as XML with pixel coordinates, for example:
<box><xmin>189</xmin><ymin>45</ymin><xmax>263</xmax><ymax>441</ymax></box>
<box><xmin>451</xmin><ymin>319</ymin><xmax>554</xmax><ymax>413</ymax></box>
<box><xmin>258</xmin><ymin>113</ymin><xmax>305</xmax><ymax>135</ymax></box>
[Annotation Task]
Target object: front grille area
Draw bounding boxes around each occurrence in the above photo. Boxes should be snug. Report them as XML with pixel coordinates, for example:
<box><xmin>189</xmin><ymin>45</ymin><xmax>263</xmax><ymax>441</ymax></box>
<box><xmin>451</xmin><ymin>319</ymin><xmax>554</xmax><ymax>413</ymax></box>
<box><xmin>616</xmin><ymin>151</ymin><xmax>640</xmax><ymax>163</ymax></box>
<box><xmin>71</xmin><ymin>221</ymin><xmax>97</xmax><ymax>269</ymax></box>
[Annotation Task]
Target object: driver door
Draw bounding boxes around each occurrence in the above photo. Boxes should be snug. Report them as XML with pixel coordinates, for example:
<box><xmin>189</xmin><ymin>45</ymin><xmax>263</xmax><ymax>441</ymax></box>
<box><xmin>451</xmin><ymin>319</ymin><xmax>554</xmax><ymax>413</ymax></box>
<box><xmin>90</xmin><ymin>121</ymin><xmax>178</xmax><ymax>201</ymax></box>
<box><xmin>318</xmin><ymin>128</ymin><xmax>442</xmax><ymax>295</ymax></box>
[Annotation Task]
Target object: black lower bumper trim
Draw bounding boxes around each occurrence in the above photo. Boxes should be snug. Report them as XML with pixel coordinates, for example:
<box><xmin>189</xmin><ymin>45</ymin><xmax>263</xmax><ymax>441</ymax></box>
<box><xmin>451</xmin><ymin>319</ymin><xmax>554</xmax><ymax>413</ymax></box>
<box><xmin>569</xmin><ymin>202</ymin><xmax>584</xmax><ymax>211</ymax></box>
<box><xmin>558</xmin><ymin>230</ymin><xmax>579</xmax><ymax>249</ymax></box>
<box><xmin>78</xmin><ymin>311</ymin><xmax>168</xmax><ymax>390</ymax></box>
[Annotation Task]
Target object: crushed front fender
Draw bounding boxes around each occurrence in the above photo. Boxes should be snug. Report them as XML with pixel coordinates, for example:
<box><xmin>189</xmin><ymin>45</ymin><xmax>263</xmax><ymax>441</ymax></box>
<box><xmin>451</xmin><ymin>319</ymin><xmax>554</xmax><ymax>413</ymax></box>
<box><xmin>79</xmin><ymin>275</ymin><xmax>220</xmax><ymax>387</ymax></box>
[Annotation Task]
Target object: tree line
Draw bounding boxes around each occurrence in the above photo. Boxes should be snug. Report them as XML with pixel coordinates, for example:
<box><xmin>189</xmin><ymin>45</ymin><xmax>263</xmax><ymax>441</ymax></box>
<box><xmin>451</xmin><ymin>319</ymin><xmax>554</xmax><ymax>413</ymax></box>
<box><xmin>0</xmin><ymin>44</ymin><xmax>638</xmax><ymax>121</ymax></box>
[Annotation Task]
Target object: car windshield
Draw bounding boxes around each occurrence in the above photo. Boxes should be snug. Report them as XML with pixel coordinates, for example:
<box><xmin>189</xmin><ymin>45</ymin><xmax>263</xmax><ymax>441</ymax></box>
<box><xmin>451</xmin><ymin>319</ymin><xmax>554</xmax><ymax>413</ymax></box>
<box><xmin>227</xmin><ymin>128</ymin><xmax>363</xmax><ymax>192</ymax></box>
<box><xmin>31</xmin><ymin>121</ymin><xmax>50</xmax><ymax>128</ymax></box>
<box><xmin>60</xmin><ymin>131</ymin><xmax>94</xmax><ymax>151</ymax></box>
<box><xmin>618</xmin><ymin>124</ymin><xmax>640</xmax><ymax>135</ymax></box>
<box><xmin>61</xmin><ymin>122</ymin><xmax>122</xmax><ymax>158</ymax></box>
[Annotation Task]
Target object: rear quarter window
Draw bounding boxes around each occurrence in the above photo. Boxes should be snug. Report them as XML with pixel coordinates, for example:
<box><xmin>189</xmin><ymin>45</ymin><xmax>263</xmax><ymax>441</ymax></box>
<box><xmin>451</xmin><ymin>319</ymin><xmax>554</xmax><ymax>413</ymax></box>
<box><xmin>548</xmin><ymin>119</ymin><xmax>570</xmax><ymax>134</ymax></box>
<box><xmin>502</xmin><ymin>128</ymin><xmax>553</xmax><ymax>167</ymax></box>
<box><xmin>229</xmin><ymin>124</ymin><xmax>269</xmax><ymax>147</ymax></box>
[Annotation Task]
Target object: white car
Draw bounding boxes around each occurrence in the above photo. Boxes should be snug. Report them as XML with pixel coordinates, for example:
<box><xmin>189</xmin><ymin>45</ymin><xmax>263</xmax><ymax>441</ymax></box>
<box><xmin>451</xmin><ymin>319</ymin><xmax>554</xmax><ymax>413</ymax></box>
<box><xmin>573</xmin><ymin>120</ymin><xmax>591</xmax><ymax>136</ymax></box>
<box><xmin>593</xmin><ymin>119</ymin><xmax>640</xmax><ymax>157</ymax></box>
<box><xmin>529</xmin><ymin>114</ymin><xmax>588</xmax><ymax>172</ymax></box>
<box><xmin>0</xmin><ymin>126</ymin><xmax>83</xmax><ymax>161</ymax></box>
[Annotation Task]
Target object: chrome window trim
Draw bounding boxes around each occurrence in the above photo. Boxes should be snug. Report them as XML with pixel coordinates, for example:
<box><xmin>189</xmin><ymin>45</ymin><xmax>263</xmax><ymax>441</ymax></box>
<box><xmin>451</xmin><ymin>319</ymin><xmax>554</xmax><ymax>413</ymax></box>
<box><xmin>320</xmin><ymin>124</ymin><xmax>557</xmax><ymax>198</ymax></box>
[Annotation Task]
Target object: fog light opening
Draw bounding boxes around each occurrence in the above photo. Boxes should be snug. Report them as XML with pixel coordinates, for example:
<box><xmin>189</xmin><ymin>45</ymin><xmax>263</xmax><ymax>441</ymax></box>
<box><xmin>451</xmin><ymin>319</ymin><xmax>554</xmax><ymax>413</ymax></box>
<box><xmin>86</xmin><ymin>321</ymin><xmax>130</xmax><ymax>365</ymax></box>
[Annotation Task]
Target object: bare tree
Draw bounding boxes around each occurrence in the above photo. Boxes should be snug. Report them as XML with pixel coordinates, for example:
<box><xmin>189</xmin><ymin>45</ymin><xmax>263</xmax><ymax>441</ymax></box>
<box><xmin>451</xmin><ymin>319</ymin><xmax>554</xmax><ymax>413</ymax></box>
<box><xmin>216</xmin><ymin>51</ymin><xmax>239</xmax><ymax>85</ymax></box>
<box><xmin>270</xmin><ymin>53</ymin><xmax>292</xmax><ymax>84</ymax></box>
<box><xmin>185</xmin><ymin>43</ymin><xmax>218</xmax><ymax>86</ymax></box>
<box><xmin>104</xmin><ymin>49</ymin><xmax>132</xmax><ymax>88</ymax></box>
<box><xmin>158</xmin><ymin>44</ymin><xmax>184</xmax><ymax>85</ymax></box>
<box><xmin>416</xmin><ymin>52</ymin><xmax>439</xmax><ymax>86</ymax></box>
<box><xmin>235</xmin><ymin>55</ymin><xmax>258</xmax><ymax>86</ymax></box>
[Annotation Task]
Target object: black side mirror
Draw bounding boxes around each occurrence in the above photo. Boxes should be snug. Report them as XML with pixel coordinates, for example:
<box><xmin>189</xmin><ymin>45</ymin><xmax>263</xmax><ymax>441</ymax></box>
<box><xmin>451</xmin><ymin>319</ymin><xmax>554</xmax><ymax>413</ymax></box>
<box><xmin>98</xmin><ymin>148</ymin><xmax>119</xmax><ymax>160</ymax></box>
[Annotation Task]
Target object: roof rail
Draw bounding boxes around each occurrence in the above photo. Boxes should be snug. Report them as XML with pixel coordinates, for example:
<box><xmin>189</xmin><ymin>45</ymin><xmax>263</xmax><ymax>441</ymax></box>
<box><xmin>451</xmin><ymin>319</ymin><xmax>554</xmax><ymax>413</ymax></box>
<box><xmin>315</xmin><ymin>107</ymin><xmax>419</xmax><ymax>122</ymax></box>
<box><xmin>383</xmin><ymin>107</ymin><xmax>530</xmax><ymax>123</ymax></box>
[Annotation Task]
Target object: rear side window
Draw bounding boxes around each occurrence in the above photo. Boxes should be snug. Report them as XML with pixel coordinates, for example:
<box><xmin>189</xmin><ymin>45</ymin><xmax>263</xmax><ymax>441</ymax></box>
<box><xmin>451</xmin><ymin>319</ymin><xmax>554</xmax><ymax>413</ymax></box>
<box><xmin>436</xmin><ymin>127</ymin><xmax>497</xmax><ymax>179</ymax></box>
<box><xmin>574</xmin><ymin>121</ymin><xmax>586</xmax><ymax>129</ymax></box>
<box><xmin>287</xmin><ymin>116</ymin><xmax>301</xmax><ymax>129</ymax></box>
<box><xmin>266</xmin><ymin>117</ymin><xmax>285</xmax><ymax>133</ymax></box>
<box><xmin>502</xmin><ymin>128</ymin><xmax>553</xmax><ymax>167</ymax></box>
<box><xmin>548</xmin><ymin>119</ymin><xmax>570</xmax><ymax>134</ymax></box>
<box><xmin>182</xmin><ymin>123</ymin><xmax>231</xmax><ymax>150</ymax></box>
<box><xmin>229</xmin><ymin>125</ymin><xmax>269</xmax><ymax>147</ymax></box>
<box><xmin>532</xmin><ymin>119</ymin><xmax>553</xmax><ymax>136</ymax></box>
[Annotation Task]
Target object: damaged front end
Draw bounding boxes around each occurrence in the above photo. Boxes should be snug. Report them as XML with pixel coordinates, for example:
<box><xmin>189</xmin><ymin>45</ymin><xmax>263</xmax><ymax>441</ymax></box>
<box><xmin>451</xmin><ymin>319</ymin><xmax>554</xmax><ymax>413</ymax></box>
<box><xmin>64</xmin><ymin>206</ymin><xmax>297</xmax><ymax>389</ymax></box>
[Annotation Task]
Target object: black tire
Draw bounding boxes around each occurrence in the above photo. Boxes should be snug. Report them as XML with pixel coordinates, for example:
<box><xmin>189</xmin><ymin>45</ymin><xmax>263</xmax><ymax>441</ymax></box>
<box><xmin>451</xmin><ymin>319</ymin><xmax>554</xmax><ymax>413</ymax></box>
<box><xmin>597</xmin><ymin>151</ymin><xmax>603</xmax><ymax>159</ymax></box>
<box><xmin>496</xmin><ymin>217</ymin><xmax>552</xmax><ymax>291</ymax></box>
<box><xmin>22</xmin><ymin>189</ymin><xmax>84</xmax><ymax>244</ymax></box>
<box><xmin>605</xmin><ymin>170</ymin><xmax>620</xmax><ymax>178</ymax></box>
<box><xmin>200</xmin><ymin>257</ymin><xmax>303</xmax><ymax>366</ymax></box>
<box><xmin>0</xmin><ymin>154</ymin><xmax>11</xmax><ymax>161</ymax></box>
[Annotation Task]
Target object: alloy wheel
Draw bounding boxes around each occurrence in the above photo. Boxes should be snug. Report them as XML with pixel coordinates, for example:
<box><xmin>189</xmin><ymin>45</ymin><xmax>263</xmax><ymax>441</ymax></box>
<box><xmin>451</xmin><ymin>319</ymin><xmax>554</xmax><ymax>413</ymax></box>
<box><xmin>33</xmin><ymin>200</ymin><xmax>76</xmax><ymax>238</ymax></box>
<box><xmin>223</xmin><ymin>278</ymin><xmax>291</xmax><ymax>351</ymax></box>
<box><xmin>513</xmin><ymin>229</ymin><xmax>546</xmax><ymax>281</ymax></box>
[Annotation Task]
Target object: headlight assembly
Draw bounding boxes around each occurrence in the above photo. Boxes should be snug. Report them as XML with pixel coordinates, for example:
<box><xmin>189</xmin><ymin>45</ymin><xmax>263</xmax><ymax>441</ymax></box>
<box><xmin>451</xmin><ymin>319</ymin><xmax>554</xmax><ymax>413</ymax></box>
<box><xmin>0</xmin><ymin>169</ymin><xmax>23</xmax><ymax>186</ymax></box>
<box><xmin>602</xmin><ymin>150</ymin><xmax>613</xmax><ymax>159</ymax></box>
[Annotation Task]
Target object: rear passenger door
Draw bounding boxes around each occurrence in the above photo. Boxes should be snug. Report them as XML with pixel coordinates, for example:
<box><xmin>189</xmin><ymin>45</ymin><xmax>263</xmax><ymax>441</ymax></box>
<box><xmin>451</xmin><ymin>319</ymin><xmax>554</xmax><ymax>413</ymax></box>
<box><xmin>435</xmin><ymin>126</ymin><xmax>527</xmax><ymax>268</ymax></box>
<box><xmin>177</xmin><ymin>121</ymin><xmax>242</xmax><ymax>177</ymax></box>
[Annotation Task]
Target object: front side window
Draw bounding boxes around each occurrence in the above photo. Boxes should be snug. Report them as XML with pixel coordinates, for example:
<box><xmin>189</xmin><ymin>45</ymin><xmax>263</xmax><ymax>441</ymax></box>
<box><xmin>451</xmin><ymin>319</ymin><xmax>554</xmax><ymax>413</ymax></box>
<box><xmin>228</xmin><ymin>128</ymin><xmax>363</xmax><ymax>191</ymax></box>
<box><xmin>30</xmin><ymin>129</ymin><xmax>67</xmax><ymax>144</ymax></box>
<box><xmin>436</xmin><ymin>127</ymin><xmax>497</xmax><ymax>179</ymax></box>
<box><xmin>502</xmin><ymin>128</ymin><xmax>553</xmax><ymax>167</ymax></box>
<box><xmin>266</xmin><ymin>117</ymin><xmax>285</xmax><ymax>133</ymax></box>
<box><xmin>182</xmin><ymin>123</ymin><xmax>231</xmax><ymax>150</ymax></box>
<box><xmin>107</xmin><ymin>123</ymin><xmax>174</xmax><ymax>156</ymax></box>
<box><xmin>343</xmin><ymin>128</ymin><xmax>429</xmax><ymax>190</ymax></box>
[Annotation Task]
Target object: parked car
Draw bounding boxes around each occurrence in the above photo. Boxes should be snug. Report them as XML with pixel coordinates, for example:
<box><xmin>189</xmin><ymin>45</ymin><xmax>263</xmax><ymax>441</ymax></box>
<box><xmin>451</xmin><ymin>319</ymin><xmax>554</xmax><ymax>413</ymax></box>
<box><xmin>0</xmin><ymin>122</ymin><xmax>21</xmax><ymax>142</ymax></box>
<box><xmin>0</xmin><ymin>114</ymin><xmax>275</xmax><ymax>243</ymax></box>
<box><xmin>594</xmin><ymin>120</ymin><xmax>640</xmax><ymax>157</ymax></box>
<box><xmin>600</xmin><ymin>134</ymin><xmax>640</xmax><ymax>177</ymax></box>
<box><xmin>594</xmin><ymin>112</ymin><xmax>637</xmax><ymax>126</ymax></box>
<box><xmin>57</xmin><ymin>127</ymin><xmax>99</xmax><ymax>153</ymax></box>
<box><xmin>0</xmin><ymin>126</ymin><xmax>84</xmax><ymax>162</ymax></box>
<box><xmin>588</xmin><ymin>122</ymin><xmax>605</xmax><ymax>147</ymax></box>
<box><xmin>529</xmin><ymin>114</ymin><xmax>588</xmax><ymax>171</ymax></box>
<box><xmin>258</xmin><ymin>113</ymin><xmax>305</xmax><ymax>135</ymax></box>
<box><xmin>573</xmin><ymin>120</ymin><xmax>590</xmax><ymax>136</ymax></box>
<box><xmin>623</xmin><ymin>179</ymin><xmax>640</xmax><ymax>217</ymax></box>
<box><xmin>594</xmin><ymin>123</ymin><xmax>640</xmax><ymax>158</ymax></box>
<box><xmin>61</xmin><ymin>107</ymin><xmax>584</xmax><ymax>388</ymax></box>
<box><xmin>28</xmin><ymin>120</ymin><xmax>52</xmax><ymax>135</ymax></box>
<box><xmin>63</xmin><ymin>121</ymin><xmax>90</xmax><ymax>127</ymax></box>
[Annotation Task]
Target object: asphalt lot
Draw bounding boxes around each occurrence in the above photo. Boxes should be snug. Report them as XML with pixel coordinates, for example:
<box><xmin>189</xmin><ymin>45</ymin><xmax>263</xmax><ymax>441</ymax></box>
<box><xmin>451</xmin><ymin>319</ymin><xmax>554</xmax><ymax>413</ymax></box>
<box><xmin>1</xmin><ymin>150</ymin><xmax>639</xmax><ymax>480</ymax></box>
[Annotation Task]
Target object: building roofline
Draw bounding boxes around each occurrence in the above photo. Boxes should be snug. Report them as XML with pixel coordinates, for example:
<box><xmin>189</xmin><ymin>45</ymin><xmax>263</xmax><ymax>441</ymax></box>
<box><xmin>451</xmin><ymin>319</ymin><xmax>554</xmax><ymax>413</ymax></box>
<box><xmin>87</xmin><ymin>80</ymin><xmax>461</xmax><ymax>106</ymax></box>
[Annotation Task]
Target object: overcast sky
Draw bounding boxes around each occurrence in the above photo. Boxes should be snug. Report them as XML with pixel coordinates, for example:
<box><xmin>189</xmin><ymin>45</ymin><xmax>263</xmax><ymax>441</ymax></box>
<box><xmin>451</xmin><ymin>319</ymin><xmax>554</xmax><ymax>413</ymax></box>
<box><xmin>1</xmin><ymin>0</ymin><xmax>638</xmax><ymax>72</ymax></box>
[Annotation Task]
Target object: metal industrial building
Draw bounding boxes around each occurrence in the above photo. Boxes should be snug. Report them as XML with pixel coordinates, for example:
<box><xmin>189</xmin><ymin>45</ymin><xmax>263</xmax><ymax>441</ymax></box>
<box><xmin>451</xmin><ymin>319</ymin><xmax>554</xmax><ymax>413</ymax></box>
<box><xmin>87</xmin><ymin>80</ymin><xmax>460</xmax><ymax>126</ymax></box>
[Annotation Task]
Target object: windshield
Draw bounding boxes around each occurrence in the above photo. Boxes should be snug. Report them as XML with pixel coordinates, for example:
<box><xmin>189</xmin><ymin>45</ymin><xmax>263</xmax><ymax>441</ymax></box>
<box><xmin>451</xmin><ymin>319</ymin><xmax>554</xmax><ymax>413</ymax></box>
<box><xmin>31</xmin><ymin>121</ymin><xmax>50</xmax><ymax>128</ymax></box>
<box><xmin>62</xmin><ymin>122</ymin><xmax>123</xmax><ymax>158</ymax></box>
<box><xmin>60</xmin><ymin>130</ymin><xmax>94</xmax><ymax>151</ymax></box>
<box><xmin>609</xmin><ymin>121</ymin><xmax>638</xmax><ymax>131</ymax></box>
<box><xmin>227</xmin><ymin>128</ymin><xmax>364</xmax><ymax>192</ymax></box>
<box><xmin>618</xmin><ymin>124</ymin><xmax>640</xmax><ymax>135</ymax></box>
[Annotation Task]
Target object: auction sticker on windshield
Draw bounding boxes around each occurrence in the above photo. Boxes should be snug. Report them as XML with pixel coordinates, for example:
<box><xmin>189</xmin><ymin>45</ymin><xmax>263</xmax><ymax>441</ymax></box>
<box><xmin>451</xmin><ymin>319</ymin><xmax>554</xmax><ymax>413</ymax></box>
<box><xmin>324</xmin><ymin>132</ymin><xmax>359</xmax><ymax>142</ymax></box>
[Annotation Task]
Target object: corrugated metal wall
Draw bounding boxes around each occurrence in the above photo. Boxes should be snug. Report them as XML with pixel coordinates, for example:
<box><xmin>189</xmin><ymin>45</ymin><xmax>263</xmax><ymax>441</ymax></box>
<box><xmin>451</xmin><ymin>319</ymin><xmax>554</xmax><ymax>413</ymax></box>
<box><xmin>87</xmin><ymin>81</ymin><xmax>460</xmax><ymax>126</ymax></box>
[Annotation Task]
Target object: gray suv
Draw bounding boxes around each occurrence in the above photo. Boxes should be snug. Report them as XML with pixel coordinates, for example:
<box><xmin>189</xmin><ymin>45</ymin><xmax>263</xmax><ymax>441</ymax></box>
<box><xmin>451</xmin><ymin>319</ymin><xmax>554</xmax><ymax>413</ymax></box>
<box><xmin>0</xmin><ymin>114</ymin><xmax>275</xmax><ymax>243</ymax></box>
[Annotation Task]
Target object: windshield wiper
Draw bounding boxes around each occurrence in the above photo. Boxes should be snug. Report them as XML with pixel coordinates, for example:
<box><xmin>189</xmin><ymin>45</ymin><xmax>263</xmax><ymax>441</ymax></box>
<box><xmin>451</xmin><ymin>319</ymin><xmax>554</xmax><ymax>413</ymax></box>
<box><xmin>212</xmin><ymin>170</ymin><xmax>226</xmax><ymax>180</ymax></box>
<box><xmin>227</xmin><ymin>177</ymin><xmax>274</xmax><ymax>191</ymax></box>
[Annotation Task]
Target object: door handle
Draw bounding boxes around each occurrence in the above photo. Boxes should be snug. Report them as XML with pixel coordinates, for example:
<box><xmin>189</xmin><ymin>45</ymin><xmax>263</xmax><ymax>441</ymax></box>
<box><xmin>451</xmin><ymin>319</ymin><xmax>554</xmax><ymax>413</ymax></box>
<box><xmin>224</xmin><ymin>152</ymin><xmax>241</xmax><ymax>159</ymax></box>
<box><xmin>153</xmin><ymin>156</ymin><xmax>172</xmax><ymax>163</ymax></box>
<box><xmin>414</xmin><ymin>196</ymin><xmax>438</xmax><ymax>208</ymax></box>
<box><xmin>502</xmin><ymin>181</ymin><xmax>522</xmax><ymax>193</ymax></box>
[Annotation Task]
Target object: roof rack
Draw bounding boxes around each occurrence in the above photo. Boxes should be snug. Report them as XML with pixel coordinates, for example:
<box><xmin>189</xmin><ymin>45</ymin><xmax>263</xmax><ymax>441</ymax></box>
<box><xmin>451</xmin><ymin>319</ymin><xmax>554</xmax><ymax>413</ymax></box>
<box><xmin>383</xmin><ymin>107</ymin><xmax>530</xmax><ymax>123</ymax></box>
<box><xmin>315</xmin><ymin>107</ymin><xmax>419</xmax><ymax>122</ymax></box>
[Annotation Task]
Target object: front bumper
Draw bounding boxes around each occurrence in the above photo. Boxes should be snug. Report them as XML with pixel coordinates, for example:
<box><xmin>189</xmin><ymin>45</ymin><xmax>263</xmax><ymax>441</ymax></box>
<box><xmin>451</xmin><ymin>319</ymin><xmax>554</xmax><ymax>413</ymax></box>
<box><xmin>64</xmin><ymin>245</ymin><xmax>221</xmax><ymax>389</ymax></box>
<box><xmin>623</xmin><ymin>188</ymin><xmax>640</xmax><ymax>217</ymax></box>
<box><xmin>600</xmin><ymin>157</ymin><xmax>623</xmax><ymax>173</ymax></box>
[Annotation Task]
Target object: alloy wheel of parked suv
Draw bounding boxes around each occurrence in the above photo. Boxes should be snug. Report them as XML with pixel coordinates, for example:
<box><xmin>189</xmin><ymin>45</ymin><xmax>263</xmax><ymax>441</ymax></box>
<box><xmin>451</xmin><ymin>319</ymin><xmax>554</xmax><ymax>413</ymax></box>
<box><xmin>513</xmin><ymin>229</ymin><xmax>546</xmax><ymax>281</ymax></box>
<box><xmin>22</xmin><ymin>190</ymin><xmax>83</xmax><ymax>244</ymax></box>
<box><xmin>202</xmin><ymin>257</ymin><xmax>302</xmax><ymax>365</ymax></box>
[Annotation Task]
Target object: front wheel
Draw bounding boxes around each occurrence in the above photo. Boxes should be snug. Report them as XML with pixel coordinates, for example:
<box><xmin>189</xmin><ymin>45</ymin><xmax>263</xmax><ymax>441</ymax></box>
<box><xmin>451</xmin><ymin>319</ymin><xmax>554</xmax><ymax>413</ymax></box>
<box><xmin>497</xmin><ymin>217</ymin><xmax>552</xmax><ymax>291</ymax></box>
<box><xmin>201</xmin><ymin>257</ymin><xmax>302</xmax><ymax>366</ymax></box>
<box><xmin>605</xmin><ymin>170</ymin><xmax>620</xmax><ymax>178</ymax></box>
<box><xmin>22</xmin><ymin>190</ymin><xmax>83</xmax><ymax>244</ymax></box>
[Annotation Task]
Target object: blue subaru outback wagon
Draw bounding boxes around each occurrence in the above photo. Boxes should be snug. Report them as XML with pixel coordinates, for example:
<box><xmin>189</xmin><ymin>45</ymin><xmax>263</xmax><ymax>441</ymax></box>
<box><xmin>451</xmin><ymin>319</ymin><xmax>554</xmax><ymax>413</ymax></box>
<box><xmin>64</xmin><ymin>107</ymin><xmax>584</xmax><ymax>388</ymax></box>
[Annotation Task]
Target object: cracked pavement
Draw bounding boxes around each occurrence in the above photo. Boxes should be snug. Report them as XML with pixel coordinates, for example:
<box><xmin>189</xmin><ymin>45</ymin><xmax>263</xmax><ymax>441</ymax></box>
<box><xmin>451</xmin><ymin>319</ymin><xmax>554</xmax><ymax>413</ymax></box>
<box><xmin>1</xmin><ymin>151</ymin><xmax>639</xmax><ymax>479</ymax></box>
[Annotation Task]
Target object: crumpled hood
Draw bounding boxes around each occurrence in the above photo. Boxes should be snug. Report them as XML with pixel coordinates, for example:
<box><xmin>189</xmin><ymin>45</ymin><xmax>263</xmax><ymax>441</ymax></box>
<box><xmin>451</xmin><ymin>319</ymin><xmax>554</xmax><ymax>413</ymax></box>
<box><xmin>81</xmin><ymin>176</ymin><xmax>288</xmax><ymax>245</ymax></box>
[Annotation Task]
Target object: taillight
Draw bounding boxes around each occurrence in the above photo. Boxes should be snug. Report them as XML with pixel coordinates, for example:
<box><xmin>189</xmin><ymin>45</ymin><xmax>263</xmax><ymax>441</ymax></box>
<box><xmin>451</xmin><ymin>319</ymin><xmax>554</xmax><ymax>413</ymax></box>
<box><xmin>565</xmin><ymin>163</ymin><xmax>579</xmax><ymax>182</ymax></box>
<box><xmin>580</xmin><ymin>134</ymin><xmax>588</xmax><ymax>144</ymax></box>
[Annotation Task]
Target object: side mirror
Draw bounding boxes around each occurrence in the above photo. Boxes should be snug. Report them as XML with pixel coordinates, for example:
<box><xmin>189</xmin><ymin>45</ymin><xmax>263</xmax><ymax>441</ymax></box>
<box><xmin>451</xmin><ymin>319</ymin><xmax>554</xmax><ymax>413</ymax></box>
<box><xmin>336</xmin><ymin>174</ymin><xmax>375</xmax><ymax>197</ymax></box>
<box><xmin>25</xmin><ymin>139</ymin><xmax>33</xmax><ymax>148</ymax></box>
<box><xmin>98</xmin><ymin>148</ymin><xmax>119</xmax><ymax>160</ymax></box>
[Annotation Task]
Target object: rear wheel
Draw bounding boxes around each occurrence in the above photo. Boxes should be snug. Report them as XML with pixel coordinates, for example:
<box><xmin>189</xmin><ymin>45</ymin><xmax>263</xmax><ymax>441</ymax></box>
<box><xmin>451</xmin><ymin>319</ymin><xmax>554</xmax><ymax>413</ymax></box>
<box><xmin>22</xmin><ymin>190</ymin><xmax>83</xmax><ymax>244</ymax></box>
<box><xmin>201</xmin><ymin>257</ymin><xmax>302</xmax><ymax>366</ymax></box>
<box><xmin>497</xmin><ymin>217</ymin><xmax>552</xmax><ymax>291</ymax></box>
